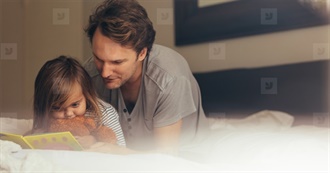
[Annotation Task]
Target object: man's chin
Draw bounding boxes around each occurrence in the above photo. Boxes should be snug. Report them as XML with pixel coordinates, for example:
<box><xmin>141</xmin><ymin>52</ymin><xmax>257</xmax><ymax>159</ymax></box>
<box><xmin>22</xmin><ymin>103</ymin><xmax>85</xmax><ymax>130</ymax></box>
<box><xmin>104</xmin><ymin>82</ymin><xmax>121</xmax><ymax>89</ymax></box>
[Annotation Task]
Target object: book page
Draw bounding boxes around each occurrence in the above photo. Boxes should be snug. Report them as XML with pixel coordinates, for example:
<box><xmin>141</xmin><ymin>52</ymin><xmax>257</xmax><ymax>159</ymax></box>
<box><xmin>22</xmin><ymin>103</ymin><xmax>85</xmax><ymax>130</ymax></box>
<box><xmin>0</xmin><ymin>132</ymin><xmax>33</xmax><ymax>149</ymax></box>
<box><xmin>24</xmin><ymin>131</ymin><xmax>84</xmax><ymax>151</ymax></box>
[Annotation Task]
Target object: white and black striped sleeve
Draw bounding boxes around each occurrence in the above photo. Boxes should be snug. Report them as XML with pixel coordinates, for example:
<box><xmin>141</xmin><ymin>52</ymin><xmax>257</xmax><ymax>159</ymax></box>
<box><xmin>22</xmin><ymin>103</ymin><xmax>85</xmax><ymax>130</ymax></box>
<box><xmin>99</xmin><ymin>99</ymin><xmax>126</xmax><ymax>147</ymax></box>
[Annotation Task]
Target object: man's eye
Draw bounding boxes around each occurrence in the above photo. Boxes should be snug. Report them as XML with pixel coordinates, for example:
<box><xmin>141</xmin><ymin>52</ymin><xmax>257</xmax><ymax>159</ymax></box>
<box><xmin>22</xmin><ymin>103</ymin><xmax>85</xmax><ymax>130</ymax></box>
<box><xmin>114</xmin><ymin>61</ymin><xmax>123</xmax><ymax>64</ymax></box>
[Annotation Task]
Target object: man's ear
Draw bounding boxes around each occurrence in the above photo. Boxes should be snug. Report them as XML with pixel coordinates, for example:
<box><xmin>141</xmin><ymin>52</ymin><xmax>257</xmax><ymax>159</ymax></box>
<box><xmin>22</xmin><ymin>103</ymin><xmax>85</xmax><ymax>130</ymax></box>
<box><xmin>137</xmin><ymin>48</ymin><xmax>147</xmax><ymax>62</ymax></box>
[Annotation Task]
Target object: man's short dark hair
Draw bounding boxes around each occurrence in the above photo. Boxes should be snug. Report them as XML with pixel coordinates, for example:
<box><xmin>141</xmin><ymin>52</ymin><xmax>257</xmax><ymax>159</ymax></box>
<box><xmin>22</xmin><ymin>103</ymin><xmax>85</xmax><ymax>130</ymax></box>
<box><xmin>85</xmin><ymin>0</ymin><xmax>156</xmax><ymax>56</ymax></box>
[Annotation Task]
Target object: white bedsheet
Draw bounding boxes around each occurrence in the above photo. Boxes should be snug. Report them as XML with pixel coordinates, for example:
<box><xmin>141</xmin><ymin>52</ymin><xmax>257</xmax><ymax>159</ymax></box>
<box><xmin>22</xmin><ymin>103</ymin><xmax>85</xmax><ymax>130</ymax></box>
<box><xmin>15</xmin><ymin>149</ymin><xmax>213</xmax><ymax>172</ymax></box>
<box><xmin>179</xmin><ymin>110</ymin><xmax>329</xmax><ymax>171</ymax></box>
<box><xmin>1</xmin><ymin>110</ymin><xmax>329</xmax><ymax>172</ymax></box>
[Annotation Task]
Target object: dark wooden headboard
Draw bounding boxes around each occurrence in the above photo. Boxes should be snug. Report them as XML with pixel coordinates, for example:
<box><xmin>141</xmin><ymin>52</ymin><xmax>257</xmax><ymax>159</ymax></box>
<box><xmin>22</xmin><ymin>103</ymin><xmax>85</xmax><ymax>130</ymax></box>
<box><xmin>194</xmin><ymin>60</ymin><xmax>329</xmax><ymax>126</ymax></box>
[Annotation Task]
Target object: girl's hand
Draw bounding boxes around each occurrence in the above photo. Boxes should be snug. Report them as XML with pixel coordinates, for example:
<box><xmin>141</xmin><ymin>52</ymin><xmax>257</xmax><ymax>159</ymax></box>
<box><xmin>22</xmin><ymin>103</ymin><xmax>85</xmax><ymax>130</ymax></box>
<box><xmin>75</xmin><ymin>135</ymin><xmax>97</xmax><ymax>149</ymax></box>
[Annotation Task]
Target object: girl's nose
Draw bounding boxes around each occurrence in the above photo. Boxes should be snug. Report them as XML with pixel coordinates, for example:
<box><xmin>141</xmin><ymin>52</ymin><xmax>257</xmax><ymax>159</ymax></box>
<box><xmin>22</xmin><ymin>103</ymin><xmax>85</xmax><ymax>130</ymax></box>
<box><xmin>64</xmin><ymin>109</ymin><xmax>74</xmax><ymax>118</ymax></box>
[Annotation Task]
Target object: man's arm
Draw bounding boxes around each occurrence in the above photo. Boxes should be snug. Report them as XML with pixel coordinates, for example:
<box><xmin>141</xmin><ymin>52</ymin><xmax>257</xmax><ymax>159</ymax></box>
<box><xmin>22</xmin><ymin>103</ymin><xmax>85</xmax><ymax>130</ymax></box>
<box><xmin>85</xmin><ymin>119</ymin><xmax>183</xmax><ymax>155</ymax></box>
<box><xmin>154</xmin><ymin>119</ymin><xmax>183</xmax><ymax>155</ymax></box>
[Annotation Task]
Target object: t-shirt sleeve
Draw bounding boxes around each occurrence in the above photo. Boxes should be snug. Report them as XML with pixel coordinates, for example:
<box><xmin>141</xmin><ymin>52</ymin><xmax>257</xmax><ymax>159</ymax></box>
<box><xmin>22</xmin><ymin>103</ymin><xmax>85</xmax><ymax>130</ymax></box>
<box><xmin>153</xmin><ymin>76</ymin><xmax>197</xmax><ymax>128</ymax></box>
<box><xmin>100</xmin><ymin>104</ymin><xmax>126</xmax><ymax>147</ymax></box>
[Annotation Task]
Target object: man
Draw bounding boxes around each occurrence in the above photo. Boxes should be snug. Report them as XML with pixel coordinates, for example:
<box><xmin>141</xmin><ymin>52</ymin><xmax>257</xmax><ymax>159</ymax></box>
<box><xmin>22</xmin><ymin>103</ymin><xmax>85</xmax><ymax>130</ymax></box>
<box><xmin>84</xmin><ymin>0</ymin><xmax>209</xmax><ymax>152</ymax></box>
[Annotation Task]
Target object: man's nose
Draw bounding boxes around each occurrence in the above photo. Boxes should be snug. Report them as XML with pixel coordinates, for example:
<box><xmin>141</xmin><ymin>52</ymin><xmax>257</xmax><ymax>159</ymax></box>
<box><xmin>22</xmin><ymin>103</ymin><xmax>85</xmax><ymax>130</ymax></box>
<box><xmin>101</xmin><ymin>63</ymin><xmax>114</xmax><ymax>78</ymax></box>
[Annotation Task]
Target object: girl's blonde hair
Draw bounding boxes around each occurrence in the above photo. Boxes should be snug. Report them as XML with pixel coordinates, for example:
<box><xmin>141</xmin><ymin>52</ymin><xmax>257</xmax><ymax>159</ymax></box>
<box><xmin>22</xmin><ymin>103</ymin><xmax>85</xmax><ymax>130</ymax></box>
<box><xmin>33</xmin><ymin>55</ymin><xmax>101</xmax><ymax>130</ymax></box>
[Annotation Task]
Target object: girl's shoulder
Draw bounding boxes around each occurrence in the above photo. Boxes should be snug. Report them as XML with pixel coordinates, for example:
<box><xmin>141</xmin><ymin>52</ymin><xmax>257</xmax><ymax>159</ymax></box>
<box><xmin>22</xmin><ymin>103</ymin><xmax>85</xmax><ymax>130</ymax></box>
<box><xmin>96</xmin><ymin>98</ymin><xmax>116</xmax><ymax>112</ymax></box>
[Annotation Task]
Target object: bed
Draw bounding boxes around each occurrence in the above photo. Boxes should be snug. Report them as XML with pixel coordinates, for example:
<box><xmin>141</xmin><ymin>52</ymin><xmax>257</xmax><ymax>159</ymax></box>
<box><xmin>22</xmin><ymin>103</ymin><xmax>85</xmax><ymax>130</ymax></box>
<box><xmin>194</xmin><ymin>59</ymin><xmax>329</xmax><ymax>126</ymax></box>
<box><xmin>1</xmin><ymin>60</ymin><xmax>329</xmax><ymax>172</ymax></box>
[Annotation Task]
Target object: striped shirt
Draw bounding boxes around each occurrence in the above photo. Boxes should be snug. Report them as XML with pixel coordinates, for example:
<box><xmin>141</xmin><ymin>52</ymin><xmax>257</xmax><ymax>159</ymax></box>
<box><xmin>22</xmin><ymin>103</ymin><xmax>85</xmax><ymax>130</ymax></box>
<box><xmin>86</xmin><ymin>99</ymin><xmax>126</xmax><ymax>147</ymax></box>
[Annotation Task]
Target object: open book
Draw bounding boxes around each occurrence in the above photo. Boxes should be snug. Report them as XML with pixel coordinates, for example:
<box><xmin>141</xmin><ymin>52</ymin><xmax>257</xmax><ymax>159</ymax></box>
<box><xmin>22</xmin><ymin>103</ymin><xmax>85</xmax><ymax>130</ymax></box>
<box><xmin>0</xmin><ymin>131</ymin><xmax>84</xmax><ymax>151</ymax></box>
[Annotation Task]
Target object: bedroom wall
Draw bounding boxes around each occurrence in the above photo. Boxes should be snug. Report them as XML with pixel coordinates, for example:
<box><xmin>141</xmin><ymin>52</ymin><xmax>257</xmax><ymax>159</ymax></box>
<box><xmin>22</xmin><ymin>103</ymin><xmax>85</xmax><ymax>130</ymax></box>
<box><xmin>136</xmin><ymin>0</ymin><xmax>330</xmax><ymax>72</ymax></box>
<box><xmin>0</xmin><ymin>0</ymin><xmax>86</xmax><ymax>119</ymax></box>
<box><xmin>0</xmin><ymin>0</ymin><xmax>25</xmax><ymax>119</ymax></box>
<box><xmin>0</xmin><ymin>0</ymin><xmax>328</xmax><ymax>119</ymax></box>
<box><xmin>22</xmin><ymin>0</ymin><xmax>85</xmax><ymax>120</ymax></box>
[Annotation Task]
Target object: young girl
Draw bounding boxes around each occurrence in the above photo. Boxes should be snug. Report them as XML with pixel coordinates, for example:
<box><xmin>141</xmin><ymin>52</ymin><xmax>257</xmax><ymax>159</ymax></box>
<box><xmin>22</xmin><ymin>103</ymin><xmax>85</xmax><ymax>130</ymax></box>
<box><xmin>32</xmin><ymin>55</ymin><xmax>126</xmax><ymax>148</ymax></box>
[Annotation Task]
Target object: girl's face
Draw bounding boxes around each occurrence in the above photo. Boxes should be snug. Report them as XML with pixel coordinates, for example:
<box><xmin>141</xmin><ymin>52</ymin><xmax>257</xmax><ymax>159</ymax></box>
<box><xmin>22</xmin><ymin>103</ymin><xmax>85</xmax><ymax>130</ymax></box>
<box><xmin>50</xmin><ymin>82</ymin><xmax>87</xmax><ymax>119</ymax></box>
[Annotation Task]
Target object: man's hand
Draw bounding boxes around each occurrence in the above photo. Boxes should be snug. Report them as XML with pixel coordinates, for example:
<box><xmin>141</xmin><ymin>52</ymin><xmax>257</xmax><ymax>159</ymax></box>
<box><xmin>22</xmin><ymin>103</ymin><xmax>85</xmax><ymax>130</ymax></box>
<box><xmin>82</xmin><ymin>119</ymin><xmax>183</xmax><ymax>155</ymax></box>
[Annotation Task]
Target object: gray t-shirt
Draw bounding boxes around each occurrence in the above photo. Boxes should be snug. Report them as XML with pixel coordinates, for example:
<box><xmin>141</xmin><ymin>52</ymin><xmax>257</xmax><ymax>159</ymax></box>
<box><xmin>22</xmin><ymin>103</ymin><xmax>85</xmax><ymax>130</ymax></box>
<box><xmin>84</xmin><ymin>44</ymin><xmax>209</xmax><ymax>150</ymax></box>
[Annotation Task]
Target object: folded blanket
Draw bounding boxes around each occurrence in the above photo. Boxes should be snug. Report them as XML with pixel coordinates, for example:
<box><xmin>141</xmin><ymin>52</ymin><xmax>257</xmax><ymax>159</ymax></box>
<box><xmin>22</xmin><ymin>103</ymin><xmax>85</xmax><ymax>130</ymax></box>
<box><xmin>0</xmin><ymin>140</ymin><xmax>59</xmax><ymax>173</ymax></box>
<box><xmin>208</xmin><ymin>110</ymin><xmax>294</xmax><ymax>131</ymax></box>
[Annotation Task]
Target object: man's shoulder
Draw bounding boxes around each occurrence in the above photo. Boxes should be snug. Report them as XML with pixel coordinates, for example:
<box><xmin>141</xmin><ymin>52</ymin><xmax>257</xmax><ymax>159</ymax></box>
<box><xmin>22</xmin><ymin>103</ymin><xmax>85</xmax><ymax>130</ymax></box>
<box><xmin>145</xmin><ymin>44</ymin><xmax>192</xmax><ymax>90</ymax></box>
<box><xmin>149</xmin><ymin>44</ymin><xmax>191</xmax><ymax>71</ymax></box>
<box><xmin>149</xmin><ymin>44</ymin><xmax>183</xmax><ymax>62</ymax></box>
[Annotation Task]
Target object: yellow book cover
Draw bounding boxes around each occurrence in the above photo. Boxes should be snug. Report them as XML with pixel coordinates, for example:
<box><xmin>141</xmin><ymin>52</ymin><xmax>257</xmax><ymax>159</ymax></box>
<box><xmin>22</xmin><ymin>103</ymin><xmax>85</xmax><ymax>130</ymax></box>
<box><xmin>0</xmin><ymin>131</ymin><xmax>84</xmax><ymax>151</ymax></box>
